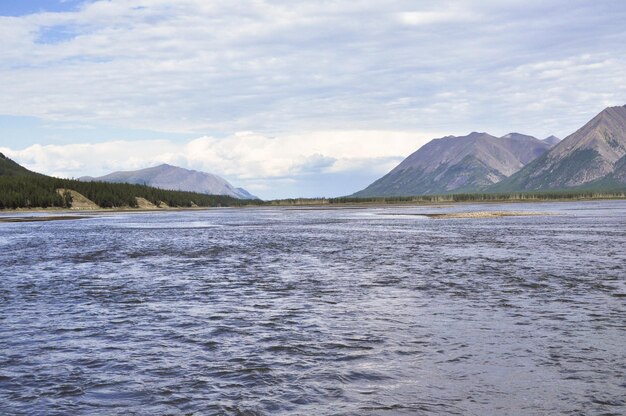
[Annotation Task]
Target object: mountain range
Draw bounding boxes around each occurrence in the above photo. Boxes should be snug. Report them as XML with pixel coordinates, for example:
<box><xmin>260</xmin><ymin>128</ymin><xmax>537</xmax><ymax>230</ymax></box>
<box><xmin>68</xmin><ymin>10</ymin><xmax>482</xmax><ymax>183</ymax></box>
<box><xmin>80</xmin><ymin>164</ymin><xmax>258</xmax><ymax>199</ymax></box>
<box><xmin>354</xmin><ymin>105</ymin><xmax>626</xmax><ymax>197</ymax></box>
<box><xmin>493</xmin><ymin>105</ymin><xmax>626</xmax><ymax>191</ymax></box>
<box><xmin>352</xmin><ymin>132</ymin><xmax>555</xmax><ymax>197</ymax></box>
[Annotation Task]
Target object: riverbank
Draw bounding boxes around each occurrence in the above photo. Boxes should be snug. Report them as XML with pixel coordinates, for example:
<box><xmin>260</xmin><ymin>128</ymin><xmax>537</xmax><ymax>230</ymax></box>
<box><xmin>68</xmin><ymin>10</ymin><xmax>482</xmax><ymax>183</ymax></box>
<box><xmin>0</xmin><ymin>215</ymin><xmax>89</xmax><ymax>223</ymax></box>
<box><xmin>422</xmin><ymin>211</ymin><xmax>549</xmax><ymax>219</ymax></box>
<box><xmin>1</xmin><ymin>193</ymin><xmax>625</xmax><ymax>216</ymax></box>
<box><xmin>0</xmin><ymin>200</ymin><xmax>601</xmax><ymax>223</ymax></box>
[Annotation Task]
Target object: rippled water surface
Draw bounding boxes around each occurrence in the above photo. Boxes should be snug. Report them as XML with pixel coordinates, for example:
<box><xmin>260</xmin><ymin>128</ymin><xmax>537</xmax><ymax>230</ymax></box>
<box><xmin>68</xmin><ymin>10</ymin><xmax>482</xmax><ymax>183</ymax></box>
<box><xmin>1</xmin><ymin>201</ymin><xmax>625</xmax><ymax>415</ymax></box>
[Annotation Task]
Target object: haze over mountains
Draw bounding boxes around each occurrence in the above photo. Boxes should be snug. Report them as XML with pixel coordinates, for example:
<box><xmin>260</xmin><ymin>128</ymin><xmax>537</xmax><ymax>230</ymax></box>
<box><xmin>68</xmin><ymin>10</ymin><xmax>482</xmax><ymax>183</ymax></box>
<box><xmin>80</xmin><ymin>164</ymin><xmax>257</xmax><ymax>199</ymax></box>
<box><xmin>354</xmin><ymin>105</ymin><xmax>626</xmax><ymax>197</ymax></box>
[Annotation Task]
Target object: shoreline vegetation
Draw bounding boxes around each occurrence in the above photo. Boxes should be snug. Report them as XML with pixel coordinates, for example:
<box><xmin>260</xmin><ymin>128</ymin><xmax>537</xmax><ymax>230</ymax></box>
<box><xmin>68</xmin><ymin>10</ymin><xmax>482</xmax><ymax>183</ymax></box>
<box><xmin>267</xmin><ymin>189</ymin><xmax>626</xmax><ymax>206</ymax></box>
<box><xmin>1</xmin><ymin>189</ymin><xmax>624</xmax><ymax>215</ymax></box>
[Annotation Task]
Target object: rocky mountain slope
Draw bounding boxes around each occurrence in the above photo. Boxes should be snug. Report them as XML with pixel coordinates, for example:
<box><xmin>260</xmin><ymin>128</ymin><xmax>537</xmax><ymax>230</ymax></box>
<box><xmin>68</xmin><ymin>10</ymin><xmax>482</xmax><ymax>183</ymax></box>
<box><xmin>352</xmin><ymin>132</ymin><xmax>551</xmax><ymax>197</ymax></box>
<box><xmin>493</xmin><ymin>105</ymin><xmax>626</xmax><ymax>191</ymax></box>
<box><xmin>80</xmin><ymin>164</ymin><xmax>257</xmax><ymax>199</ymax></box>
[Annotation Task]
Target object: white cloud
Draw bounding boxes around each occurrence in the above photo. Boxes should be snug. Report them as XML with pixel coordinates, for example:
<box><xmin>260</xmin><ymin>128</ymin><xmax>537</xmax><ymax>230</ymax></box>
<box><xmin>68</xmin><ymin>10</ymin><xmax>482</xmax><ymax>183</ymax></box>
<box><xmin>0</xmin><ymin>129</ymin><xmax>437</xmax><ymax>198</ymax></box>
<box><xmin>0</xmin><ymin>140</ymin><xmax>178</xmax><ymax>176</ymax></box>
<box><xmin>179</xmin><ymin>130</ymin><xmax>441</xmax><ymax>179</ymax></box>
<box><xmin>396</xmin><ymin>7</ymin><xmax>480</xmax><ymax>26</ymax></box>
<box><xmin>1</xmin><ymin>0</ymin><xmax>624</xmax><ymax>137</ymax></box>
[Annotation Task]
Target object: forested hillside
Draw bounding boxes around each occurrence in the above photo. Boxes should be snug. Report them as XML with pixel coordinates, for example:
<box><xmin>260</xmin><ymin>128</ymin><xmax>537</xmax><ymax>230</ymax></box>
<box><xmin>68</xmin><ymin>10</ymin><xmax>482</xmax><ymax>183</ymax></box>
<box><xmin>0</xmin><ymin>154</ymin><xmax>261</xmax><ymax>209</ymax></box>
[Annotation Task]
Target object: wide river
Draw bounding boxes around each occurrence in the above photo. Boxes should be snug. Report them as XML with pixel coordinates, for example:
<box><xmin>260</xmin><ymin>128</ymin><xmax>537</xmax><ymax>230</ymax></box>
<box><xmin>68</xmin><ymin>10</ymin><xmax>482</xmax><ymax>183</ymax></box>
<box><xmin>1</xmin><ymin>201</ymin><xmax>625</xmax><ymax>415</ymax></box>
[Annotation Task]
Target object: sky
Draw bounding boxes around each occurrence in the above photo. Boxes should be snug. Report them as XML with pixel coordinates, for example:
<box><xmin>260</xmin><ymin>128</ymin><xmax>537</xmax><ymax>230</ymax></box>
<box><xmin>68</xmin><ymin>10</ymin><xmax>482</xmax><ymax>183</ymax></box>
<box><xmin>1</xmin><ymin>0</ymin><xmax>625</xmax><ymax>199</ymax></box>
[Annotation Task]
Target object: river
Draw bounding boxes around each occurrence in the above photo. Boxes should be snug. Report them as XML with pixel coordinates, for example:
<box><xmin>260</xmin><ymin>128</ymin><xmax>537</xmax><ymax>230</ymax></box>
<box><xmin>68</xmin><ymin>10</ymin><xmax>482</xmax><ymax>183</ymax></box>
<box><xmin>1</xmin><ymin>200</ymin><xmax>625</xmax><ymax>415</ymax></box>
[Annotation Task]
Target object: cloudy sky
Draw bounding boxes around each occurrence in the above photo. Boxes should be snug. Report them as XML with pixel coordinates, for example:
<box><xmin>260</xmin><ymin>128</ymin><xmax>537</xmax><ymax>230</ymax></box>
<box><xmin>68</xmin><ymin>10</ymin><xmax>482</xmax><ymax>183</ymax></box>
<box><xmin>1</xmin><ymin>0</ymin><xmax>625</xmax><ymax>199</ymax></box>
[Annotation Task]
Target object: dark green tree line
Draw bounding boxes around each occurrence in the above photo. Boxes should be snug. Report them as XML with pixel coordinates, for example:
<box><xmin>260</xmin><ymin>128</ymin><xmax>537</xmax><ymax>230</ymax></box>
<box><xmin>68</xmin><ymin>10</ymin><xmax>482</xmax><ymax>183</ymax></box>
<box><xmin>0</xmin><ymin>176</ymin><xmax>262</xmax><ymax>209</ymax></box>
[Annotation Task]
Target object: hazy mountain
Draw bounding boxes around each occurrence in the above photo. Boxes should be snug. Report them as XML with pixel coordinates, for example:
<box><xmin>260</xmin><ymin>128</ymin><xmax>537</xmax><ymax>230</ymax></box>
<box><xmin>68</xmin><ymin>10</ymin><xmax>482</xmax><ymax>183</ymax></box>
<box><xmin>499</xmin><ymin>133</ymin><xmax>552</xmax><ymax>164</ymax></box>
<box><xmin>352</xmin><ymin>132</ymin><xmax>551</xmax><ymax>197</ymax></box>
<box><xmin>80</xmin><ymin>164</ymin><xmax>258</xmax><ymax>199</ymax></box>
<box><xmin>493</xmin><ymin>105</ymin><xmax>626</xmax><ymax>191</ymax></box>
<box><xmin>542</xmin><ymin>135</ymin><xmax>561</xmax><ymax>146</ymax></box>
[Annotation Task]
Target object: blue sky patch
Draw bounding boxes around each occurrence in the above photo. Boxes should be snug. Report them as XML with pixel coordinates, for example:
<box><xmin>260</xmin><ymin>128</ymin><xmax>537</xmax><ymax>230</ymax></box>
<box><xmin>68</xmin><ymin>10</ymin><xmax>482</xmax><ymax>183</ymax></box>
<box><xmin>35</xmin><ymin>24</ymin><xmax>80</xmax><ymax>44</ymax></box>
<box><xmin>0</xmin><ymin>0</ymin><xmax>86</xmax><ymax>16</ymax></box>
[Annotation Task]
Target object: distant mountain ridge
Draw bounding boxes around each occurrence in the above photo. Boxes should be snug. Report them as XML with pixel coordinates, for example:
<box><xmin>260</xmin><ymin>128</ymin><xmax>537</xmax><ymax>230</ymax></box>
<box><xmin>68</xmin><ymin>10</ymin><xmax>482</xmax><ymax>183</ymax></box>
<box><xmin>493</xmin><ymin>105</ymin><xmax>626</xmax><ymax>191</ymax></box>
<box><xmin>352</xmin><ymin>131</ymin><xmax>552</xmax><ymax>197</ymax></box>
<box><xmin>542</xmin><ymin>135</ymin><xmax>561</xmax><ymax>146</ymax></box>
<box><xmin>80</xmin><ymin>164</ymin><xmax>258</xmax><ymax>199</ymax></box>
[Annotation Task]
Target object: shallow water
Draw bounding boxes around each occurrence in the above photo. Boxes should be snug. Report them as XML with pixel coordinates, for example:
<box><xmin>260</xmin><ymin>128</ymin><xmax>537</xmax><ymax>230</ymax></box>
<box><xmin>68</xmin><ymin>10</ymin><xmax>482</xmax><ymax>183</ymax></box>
<box><xmin>1</xmin><ymin>201</ymin><xmax>625</xmax><ymax>415</ymax></box>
